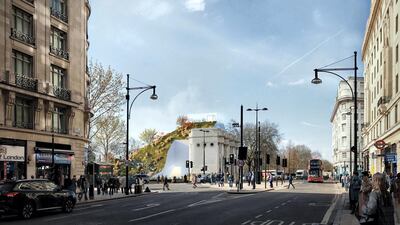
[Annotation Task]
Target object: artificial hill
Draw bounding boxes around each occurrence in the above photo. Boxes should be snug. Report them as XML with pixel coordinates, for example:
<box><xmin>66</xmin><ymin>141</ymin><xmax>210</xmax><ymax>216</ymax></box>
<box><xmin>129</xmin><ymin>121</ymin><xmax>216</xmax><ymax>176</ymax></box>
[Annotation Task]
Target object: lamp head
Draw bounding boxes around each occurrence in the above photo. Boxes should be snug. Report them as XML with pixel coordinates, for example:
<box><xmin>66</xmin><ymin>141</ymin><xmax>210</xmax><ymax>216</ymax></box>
<box><xmin>311</xmin><ymin>69</ymin><xmax>322</xmax><ymax>84</ymax></box>
<box><xmin>262</xmin><ymin>108</ymin><xmax>268</xmax><ymax>111</ymax></box>
<box><xmin>246</xmin><ymin>108</ymin><xmax>252</xmax><ymax>111</ymax></box>
<box><xmin>150</xmin><ymin>87</ymin><xmax>158</xmax><ymax>100</ymax></box>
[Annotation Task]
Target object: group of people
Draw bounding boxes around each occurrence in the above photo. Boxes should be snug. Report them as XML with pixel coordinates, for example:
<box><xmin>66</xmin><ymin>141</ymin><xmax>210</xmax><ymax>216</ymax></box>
<box><xmin>342</xmin><ymin>171</ymin><xmax>400</xmax><ymax>225</ymax></box>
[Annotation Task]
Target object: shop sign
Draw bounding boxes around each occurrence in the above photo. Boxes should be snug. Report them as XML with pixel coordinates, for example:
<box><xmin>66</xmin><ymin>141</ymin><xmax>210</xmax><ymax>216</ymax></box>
<box><xmin>385</xmin><ymin>153</ymin><xmax>397</xmax><ymax>163</ymax></box>
<box><xmin>36</xmin><ymin>153</ymin><xmax>72</xmax><ymax>165</ymax></box>
<box><xmin>0</xmin><ymin>145</ymin><xmax>25</xmax><ymax>162</ymax></box>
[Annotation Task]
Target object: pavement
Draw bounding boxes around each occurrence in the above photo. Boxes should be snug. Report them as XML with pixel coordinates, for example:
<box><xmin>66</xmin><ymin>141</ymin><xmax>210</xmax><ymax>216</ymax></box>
<box><xmin>1</xmin><ymin>181</ymin><xmax>337</xmax><ymax>225</ymax></box>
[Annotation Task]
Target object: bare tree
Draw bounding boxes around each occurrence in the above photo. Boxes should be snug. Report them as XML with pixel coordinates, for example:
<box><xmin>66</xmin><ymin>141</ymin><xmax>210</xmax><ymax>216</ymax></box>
<box><xmin>93</xmin><ymin>114</ymin><xmax>126</xmax><ymax>162</ymax></box>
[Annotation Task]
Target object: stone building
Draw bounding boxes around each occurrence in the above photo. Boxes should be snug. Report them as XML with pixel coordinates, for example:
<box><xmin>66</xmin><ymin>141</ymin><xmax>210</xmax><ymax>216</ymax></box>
<box><xmin>361</xmin><ymin>0</ymin><xmax>400</xmax><ymax>175</ymax></box>
<box><xmin>330</xmin><ymin>77</ymin><xmax>364</xmax><ymax>176</ymax></box>
<box><xmin>0</xmin><ymin>0</ymin><xmax>91</xmax><ymax>180</ymax></box>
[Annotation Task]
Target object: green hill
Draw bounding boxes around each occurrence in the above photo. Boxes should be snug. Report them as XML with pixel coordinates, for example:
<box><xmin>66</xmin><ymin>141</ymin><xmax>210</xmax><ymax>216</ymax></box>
<box><xmin>128</xmin><ymin>121</ymin><xmax>216</xmax><ymax>175</ymax></box>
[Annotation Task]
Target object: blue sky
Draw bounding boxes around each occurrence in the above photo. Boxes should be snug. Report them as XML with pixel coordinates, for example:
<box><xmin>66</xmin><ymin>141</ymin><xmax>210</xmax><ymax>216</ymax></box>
<box><xmin>88</xmin><ymin>0</ymin><xmax>371</xmax><ymax>160</ymax></box>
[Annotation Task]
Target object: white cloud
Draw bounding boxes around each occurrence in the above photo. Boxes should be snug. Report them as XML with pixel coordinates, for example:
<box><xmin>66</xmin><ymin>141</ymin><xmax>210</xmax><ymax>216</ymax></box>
<box><xmin>266</xmin><ymin>81</ymin><xmax>276</xmax><ymax>87</ymax></box>
<box><xmin>131</xmin><ymin>0</ymin><xmax>172</xmax><ymax>20</ymax></box>
<box><xmin>288</xmin><ymin>79</ymin><xmax>305</xmax><ymax>86</ymax></box>
<box><xmin>300</xmin><ymin>121</ymin><xmax>322</xmax><ymax>128</ymax></box>
<box><xmin>185</xmin><ymin>0</ymin><xmax>206</xmax><ymax>12</ymax></box>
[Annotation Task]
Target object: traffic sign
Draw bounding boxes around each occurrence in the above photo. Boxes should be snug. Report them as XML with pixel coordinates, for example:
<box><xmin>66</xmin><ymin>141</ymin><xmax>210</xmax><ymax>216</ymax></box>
<box><xmin>238</xmin><ymin>160</ymin><xmax>244</xmax><ymax>167</ymax></box>
<box><xmin>374</xmin><ymin>140</ymin><xmax>386</xmax><ymax>149</ymax></box>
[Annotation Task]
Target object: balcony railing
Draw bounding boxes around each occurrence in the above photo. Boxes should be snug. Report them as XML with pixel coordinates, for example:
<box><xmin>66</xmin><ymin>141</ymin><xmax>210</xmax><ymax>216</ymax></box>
<box><xmin>15</xmin><ymin>74</ymin><xmax>38</xmax><ymax>92</ymax></box>
<box><xmin>50</xmin><ymin>7</ymin><xmax>68</xmax><ymax>23</ymax></box>
<box><xmin>14</xmin><ymin>121</ymin><xmax>33</xmax><ymax>129</ymax></box>
<box><xmin>52</xmin><ymin>127</ymin><xmax>68</xmax><ymax>134</ymax></box>
<box><xmin>10</xmin><ymin>28</ymin><xmax>35</xmax><ymax>45</ymax></box>
<box><xmin>50</xmin><ymin>46</ymin><xmax>69</xmax><ymax>60</ymax></box>
<box><xmin>53</xmin><ymin>86</ymin><xmax>71</xmax><ymax>101</ymax></box>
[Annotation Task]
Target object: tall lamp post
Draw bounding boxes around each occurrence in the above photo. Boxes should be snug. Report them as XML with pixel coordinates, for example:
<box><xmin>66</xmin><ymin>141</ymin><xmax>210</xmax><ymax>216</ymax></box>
<box><xmin>247</xmin><ymin>104</ymin><xmax>268</xmax><ymax>187</ymax></box>
<box><xmin>312</xmin><ymin>51</ymin><xmax>358</xmax><ymax>173</ymax></box>
<box><xmin>125</xmin><ymin>74</ymin><xmax>158</xmax><ymax>195</ymax></box>
<box><xmin>199</xmin><ymin>129</ymin><xmax>210</xmax><ymax>175</ymax></box>
<box><xmin>345</xmin><ymin>109</ymin><xmax>352</xmax><ymax>173</ymax></box>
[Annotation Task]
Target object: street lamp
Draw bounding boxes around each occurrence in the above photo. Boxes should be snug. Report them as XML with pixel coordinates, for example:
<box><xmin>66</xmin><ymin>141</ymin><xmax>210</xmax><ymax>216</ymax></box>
<box><xmin>199</xmin><ymin>129</ymin><xmax>210</xmax><ymax>175</ymax></box>
<box><xmin>125</xmin><ymin>74</ymin><xmax>158</xmax><ymax>195</ymax></box>
<box><xmin>246</xmin><ymin>104</ymin><xmax>268</xmax><ymax>188</ymax></box>
<box><xmin>312</xmin><ymin>51</ymin><xmax>358</xmax><ymax>173</ymax></box>
<box><xmin>345</xmin><ymin>109</ymin><xmax>352</xmax><ymax>173</ymax></box>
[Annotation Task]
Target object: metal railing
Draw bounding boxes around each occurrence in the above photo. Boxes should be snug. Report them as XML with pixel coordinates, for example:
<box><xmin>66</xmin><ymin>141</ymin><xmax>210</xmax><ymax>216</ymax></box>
<box><xmin>14</xmin><ymin>121</ymin><xmax>34</xmax><ymax>129</ymax></box>
<box><xmin>15</xmin><ymin>74</ymin><xmax>38</xmax><ymax>92</ymax></box>
<box><xmin>50</xmin><ymin>46</ymin><xmax>69</xmax><ymax>60</ymax></box>
<box><xmin>10</xmin><ymin>28</ymin><xmax>35</xmax><ymax>45</ymax></box>
<box><xmin>50</xmin><ymin>7</ymin><xmax>68</xmax><ymax>23</ymax></box>
<box><xmin>53</xmin><ymin>86</ymin><xmax>71</xmax><ymax>101</ymax></box>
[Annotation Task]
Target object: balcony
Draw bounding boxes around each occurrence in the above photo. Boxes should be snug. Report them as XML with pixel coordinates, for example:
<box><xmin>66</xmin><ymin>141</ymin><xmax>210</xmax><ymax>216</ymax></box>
<box><xmin>53</xmin><ymin>86</ymin><xmax>71</xmax><ymax>101</ymax></box>
<box><xmin>50</xmin><ymin>46</ymin><xmax>69</xmax><ymax>60</ymax></box>
<box><xmin>15</xmin><ymin>74</ymin><xmax>38</xmax><ymax>92</ymax></box>
<box><xmin>53</xmin><ymin>128</ymin><xmax>68</xmax><ymax>134</ymax></box>
<box><xmin>50</xmin><ymin>7</ymin><xmax>68</xmax><ymax>23</ymax></box>
<box><xmin>10</xmin><ymin>28</ymin><xmax>35</xmax><ymax>45</ymax></box>
<box><xmin>13</xmin><ymin>121</ymin><xmax>33</xmax><ymax>129</ymax></box>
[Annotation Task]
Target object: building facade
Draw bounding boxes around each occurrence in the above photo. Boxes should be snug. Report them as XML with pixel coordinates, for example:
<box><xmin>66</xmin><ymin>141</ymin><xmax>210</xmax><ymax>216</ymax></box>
<box><xmin>362</xmin><ymin>0</ymin><xmax>400</xmax><ymax>175</ymax></box>
<box><xmin>0</xmin><ymin>0</ymin><xmax>91</xmax><ymax>180</ymax></box>
<box><xmin>188</xmin><ymin>128</ymin><xmax>239</xmax><ymax>177</ymax></box>
<box><xmin>331</xmin><ymin>77</ymin><xmax>364</xmax><ymax>176</ymax></box>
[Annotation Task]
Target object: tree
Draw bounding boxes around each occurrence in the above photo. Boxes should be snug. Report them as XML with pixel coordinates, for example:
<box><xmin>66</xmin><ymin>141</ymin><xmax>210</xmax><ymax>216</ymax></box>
<box><xmin>322</xmin><ymin>160</ymin><xmax>334</xmax><ymax>171</ymax></box>
<box><xmin>139</xmin><ymin>128</ymin><xmax>158</xmax><ymax>146</ymax></box>
<box><xmin>88</xmin><ymin>61</ymin><xmax>125</xmax><ymax>142</ymax></box>
<box><xmin>93</xmin><ymin>114</ymin><xmax>126</xmax><ymax>162</ymax></box>
<box><xmin>176</xmin><ymin>115</ymin><xmax>189</xmax><ymax>127</ymax></box>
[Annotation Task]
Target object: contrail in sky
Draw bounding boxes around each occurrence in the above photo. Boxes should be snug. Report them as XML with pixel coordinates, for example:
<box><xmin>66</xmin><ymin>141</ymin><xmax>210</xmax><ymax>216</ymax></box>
<box><xmin>273</xmin><ymin>29</ymin><xmax>344</xmax><ymax>78</ymax></box>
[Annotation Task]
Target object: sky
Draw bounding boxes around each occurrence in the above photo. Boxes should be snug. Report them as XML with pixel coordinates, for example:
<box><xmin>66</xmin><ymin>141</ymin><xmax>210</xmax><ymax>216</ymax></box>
<box><xmin>88</xmin><ymin>0</ymin><xmax>371</xmax><ymax>160</ymax></box>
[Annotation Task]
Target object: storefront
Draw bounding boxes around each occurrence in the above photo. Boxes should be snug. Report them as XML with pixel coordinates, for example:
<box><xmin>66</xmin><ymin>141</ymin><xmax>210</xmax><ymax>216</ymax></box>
<box><xmin>384</xmin><ymin>144</ymin><xmax>397</xmax><ymax>175</ymax></box>
<box><xmin>34</xmin><ymin>144</ymin><xmax>74</xmax><ymax>179</ymax></box>
<box><xmin>0</xmin><ymin>139</ymin><xmax>26</xmax><ymax>180</ymax></box>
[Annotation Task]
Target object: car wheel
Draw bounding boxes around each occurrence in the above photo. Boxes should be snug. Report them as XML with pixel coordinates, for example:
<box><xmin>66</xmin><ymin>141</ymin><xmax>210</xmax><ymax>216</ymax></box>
<box><xmin>63</xmin><ymin>198</ymin><xmax>74</xmax><ymax>213</ymax></box>
<box><xmin>20</xmin><ymin>202</ymin><xmax>34</xmax><ymax>219</ymax></box>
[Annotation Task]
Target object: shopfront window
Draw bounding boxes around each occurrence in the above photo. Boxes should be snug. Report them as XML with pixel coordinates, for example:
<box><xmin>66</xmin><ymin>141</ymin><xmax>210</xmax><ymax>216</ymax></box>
<box><xmin>0</xmin><ymin>145</ymin><xmax>26</xmax><ymax>180</ymax></box>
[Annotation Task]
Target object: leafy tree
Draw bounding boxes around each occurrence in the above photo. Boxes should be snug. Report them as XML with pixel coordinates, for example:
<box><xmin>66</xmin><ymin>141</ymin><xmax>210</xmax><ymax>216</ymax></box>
<box><xmin>139</xmin><ymin>128</ymin><xmax>158</xmax><ymax>146</ymax></box>
<box><xmin>322</xmin><ymin>160</ymin><xmax>334</xmax><ymax>171</ymax></box>
<box><xmin>176</xmin><ymin>115</ymin><xmax>189</xmax><ymax>127</ymax></box>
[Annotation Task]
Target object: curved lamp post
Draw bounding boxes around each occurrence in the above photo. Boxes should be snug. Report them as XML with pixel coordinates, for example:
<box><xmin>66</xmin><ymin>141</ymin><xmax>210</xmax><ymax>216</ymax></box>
<box><xmin>125</xmin><ymin>74</ymin><xmax>158</xmax><ymax>195</ymax></box>
<box><xmin>312</xmin><ymin>51</ymin><xmax>358</xmax><ymax>173</ymax></box>
<box><xmin>246</xmin><ymin>104</ymin><xmax>268</xmax><ymax>188</ymax></box>
<box><xmin>199</xmin><ymin>129</ymin><xmax>210</xmax><ymax>175</ymax></box>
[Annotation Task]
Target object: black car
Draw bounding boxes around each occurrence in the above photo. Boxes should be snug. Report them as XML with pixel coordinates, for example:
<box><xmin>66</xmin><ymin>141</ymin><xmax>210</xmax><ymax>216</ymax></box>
<box><xmin>0</xmin><ymin>179</ymin><xmax>76</xmax><ymax>219</ymax></box>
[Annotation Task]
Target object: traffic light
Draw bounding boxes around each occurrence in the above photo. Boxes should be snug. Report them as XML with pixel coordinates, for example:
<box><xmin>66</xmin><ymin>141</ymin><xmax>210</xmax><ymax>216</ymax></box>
<box><xmin>276</xmin><ymin>156</ymin><xmax>280</xmax><ymax>166</ymax></box>
<box><xmin>238</xmin><ymin>147</ymin><xmax>247</xmax><ymax>160</ymax></box>
<box><xmin>229</xmin><ymin>154</ymin><xmax>234</xmax><ymax>164</ymax></box>
<box><xmin>282</xmin><ymin>158</ymin><xmax>287</xmax><ymax>167</ymax></box>
<box><xmin>266</xmin><ymin>154</ymin><xmax>270</xmax><ymax>165</ymax></box>
<box><xmin>186</xmin><ymin>160</ymin><xmax>189</xmax><ymax>168</ymax></box>
<box><xmin>190</xmin><ymin>161</ymin><xmax>193</xmax><ymax>168</ymax></box>
<box><xmin>351</xmin><ymin>146</ymin><xmax>356</xmax><ymax>153</ymax></box>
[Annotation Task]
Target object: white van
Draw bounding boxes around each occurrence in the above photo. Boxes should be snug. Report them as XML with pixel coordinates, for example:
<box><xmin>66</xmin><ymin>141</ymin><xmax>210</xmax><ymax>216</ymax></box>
<box><xmin>295</xmin><ymin>169</ymin><xmax>308</xmax><ymax>180</ymax></box>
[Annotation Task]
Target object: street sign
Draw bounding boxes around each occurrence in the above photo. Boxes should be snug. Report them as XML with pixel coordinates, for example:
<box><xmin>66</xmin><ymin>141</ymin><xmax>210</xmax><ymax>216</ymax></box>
<box><xmin>374</xmin><ymin>140</ymin><xmax>386</xmax><ymax>149</ymax></box>
<box><xmin>238</xmin><ymin>160</ymin><xmax>244</xmax><ymax>167</ymax></box>
<box><xmin>385</xmin><ymin>153</ymin><xmax>397</xmax><ymax>163</ymax></box>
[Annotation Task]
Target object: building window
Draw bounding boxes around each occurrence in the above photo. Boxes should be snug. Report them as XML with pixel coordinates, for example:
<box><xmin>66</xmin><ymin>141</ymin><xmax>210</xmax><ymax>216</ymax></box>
<box><xmin>341</xmin><ymin>123</ymin><xmax>346</xmax><ymax>132</ymax></box>
<box><xmin>11</xmin><ymin>7</ymin><xmax>34</xmax><ymax>45</ymax></box>
<box><xmin>396</xmin><ymin>105</ymin><xmax>398</xmax><ymax>124</ymax></box>
<box><xmin>14</xmin><ymin>97</ymin><xmax>33</xmax><ymax>129</ymax></box>
<box><xmin>52</xmin><ymin>106</ymin><xmax>67</xmax><ymax>134</ymax></box>
<box><xmin>50</xmin><ymin>0</ymin><xmax>68</xmax><ymax>23</ymax></box>
<box><xmin>342</xmin><ymin>152</ymin><xmax>346</xmax><ymax>158</ymax></box>
<box><xmin>13</xmin><ymin>50</ymin><xmax>32</xmax><ymax>77</ymax></box>
<box><xmin>342</xmin><ymin>114</ymin><xmax>346</xmax><ymax>120</ymax></box>
<box><xmin>51</xmin><ymin>65</ymin><xmax>65</xmax><ymax>88</ymax></box>
<box><xmin>341</xmin><ymin>136</ymin><xmax>347</xmax><ymax>145</ymax></box>
<box><xmin>50</xmin><ymin>27</ymin><xmax>68</xmax><ymax>60</ymax></box>
<box><xmin>396</xmin><ymin>74</ymin><xmax>399</xmax><ymax>93</ymax></box>
<box><xmin>396</xmin><ymin>14</ymin><xmax>398</xmax><ymax>33</ymax></box>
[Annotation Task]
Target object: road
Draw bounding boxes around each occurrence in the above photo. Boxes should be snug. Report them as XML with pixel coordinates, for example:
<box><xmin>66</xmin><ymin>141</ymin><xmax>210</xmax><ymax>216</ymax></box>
<box><xmin>1</xmin><ymin>181</ymin><xmax>340</xmax><ymax>225</ymax></box>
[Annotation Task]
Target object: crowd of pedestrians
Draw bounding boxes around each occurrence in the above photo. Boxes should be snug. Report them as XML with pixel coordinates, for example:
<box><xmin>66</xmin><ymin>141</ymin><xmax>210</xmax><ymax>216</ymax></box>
<box><xmin>339</xmin><ymin>171</ymin><xmax>400</xmax><ymax>225</ymax></box>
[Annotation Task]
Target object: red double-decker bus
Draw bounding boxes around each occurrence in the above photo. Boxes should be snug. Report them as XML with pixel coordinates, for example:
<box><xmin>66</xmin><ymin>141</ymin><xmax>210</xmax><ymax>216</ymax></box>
<box><xmin>307</xmin><ymin>159</ymin><xmax>323</xmax><ymax>183</ymax></box>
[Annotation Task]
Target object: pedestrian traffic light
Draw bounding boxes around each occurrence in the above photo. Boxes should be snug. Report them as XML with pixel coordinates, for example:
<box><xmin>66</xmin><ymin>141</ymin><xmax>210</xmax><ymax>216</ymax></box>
<box><xmin>186</xmin><ymin>160</ymin><xmax>189</xmax><ymax>168</ymax></box>
<box><xmin>238</xmin><ymin>147</ymin><xmax>247</xmax><ymax>160</ymax></box>
<box><xmin>276</xmin><ymin>156</ymin><xmax>280</xmax><ymax>166</ymax></box>
<box><xmin>229</xmin><ymin>154</ymin><xmax>234</xmax><ymax>164</ymax></box>
<box><xmin>266</xmin><ymin>154</ymin><xmax>270</xmax><ymax>165</ymax></box>
<box><xmin>282</xmin><ymin>158</ymin><xmax>287</xmax><ymax>167</ymax></box>
<box><xmin>190</xmin><ymin>161</ymin><xmax>193</xmax><ymax>168</ymax></box>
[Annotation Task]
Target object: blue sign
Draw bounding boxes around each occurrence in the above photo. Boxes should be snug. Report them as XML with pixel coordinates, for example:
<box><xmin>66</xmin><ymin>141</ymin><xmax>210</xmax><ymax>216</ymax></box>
<box><xmin>385</xmin><ymin>153</ymin><xmax>397</xmax><ymax>163</ymax></box>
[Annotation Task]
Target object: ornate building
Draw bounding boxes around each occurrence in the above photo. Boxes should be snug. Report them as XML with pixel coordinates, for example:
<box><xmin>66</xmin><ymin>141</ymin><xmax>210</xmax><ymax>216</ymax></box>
<box><xmin>362</xmin><ymin>0</ymin><xmax>400</xmax><ymax>175</ymax></box>
<box><xmin>0</xmin><ymin>0</ymin><xmax>91</xmax><ymax>179</ymax></box>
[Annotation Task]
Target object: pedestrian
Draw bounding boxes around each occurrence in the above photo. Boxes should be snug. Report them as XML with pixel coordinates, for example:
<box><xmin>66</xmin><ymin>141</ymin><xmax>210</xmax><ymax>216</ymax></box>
<box><xmin>228</xmin><ymin>174</ymin><xmax>233</xmax><ymax>188</ymax></box>
<box><xmin>360</xmin><ymin>173</ymin><xmax>394</xmax><ymax>225</ymax></box>
<box><xmin>269</xmin><ymin>174</ymin><xmax>274</xmax><ymax>188</ymax></box>
<box><xmin>288</xmin><ymin>174</ymin><xmax>295</xmax><ymax>189</ymax></box>
<box><xmin>30</xmin><ymin>175</ymin><xmax>34</xmax><ymax>179</ymax></box>
<box><xmin>157</xmin><ymin>175</ymin><xmax>160</xmax><ymax>184</ymax></box>
<box><xmin>358</xmin><ymin>171</ymin><xmax>372</xmax><ymax>217</ymax></box>
<box><xmin>163</xmin><ymin>176</ymin><xmax>170</xmax><ymax>191</ymax></box>
<box><xmin>349</xmin><ymin>171</ymin><xmax>362</xmax><ymax>214</ymax></box>
<box><xmin>70</xmin><ymin>175</ymin><xmax>77</xmax><ymax>194</ymax></box>
<box><xmin>192</xmin><ymin>174</ymin><xmax>197</xmax><ymax>188</ymax></box>
<box><xmin>184</xmin><ymin>174</ymin><xmax>187</xmax><ymax>183</ymax></box>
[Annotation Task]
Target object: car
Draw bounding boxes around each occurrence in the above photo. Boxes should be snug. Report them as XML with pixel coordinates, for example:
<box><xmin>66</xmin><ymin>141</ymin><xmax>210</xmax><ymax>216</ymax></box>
<box><xmin>197</xmin><ymin>174</ymin><xmax>211</xmax><ymax>183</ymax></box>
<box><xmin>132</xmin><ymin>174</ymin><xmax>150</xmax><ymax>184</ymax></box>
<box><xmin>0</xmin><ymin>179</ymin><xmax>76</xmax><ymax>219</ymax></box>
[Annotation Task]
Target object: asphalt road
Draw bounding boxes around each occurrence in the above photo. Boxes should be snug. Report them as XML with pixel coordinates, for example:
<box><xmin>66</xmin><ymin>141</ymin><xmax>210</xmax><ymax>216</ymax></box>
<box><xmin>1</xmin><ymin>182</ymin><xmax>339</xmax><ymax>225</ymax></box>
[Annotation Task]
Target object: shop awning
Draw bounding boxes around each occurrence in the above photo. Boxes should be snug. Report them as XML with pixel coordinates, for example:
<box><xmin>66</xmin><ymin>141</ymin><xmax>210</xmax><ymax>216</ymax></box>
<box><xmin>34</xmin><ymin>147</ymin><xmax>74</xmax><ymax>155</ymax></box>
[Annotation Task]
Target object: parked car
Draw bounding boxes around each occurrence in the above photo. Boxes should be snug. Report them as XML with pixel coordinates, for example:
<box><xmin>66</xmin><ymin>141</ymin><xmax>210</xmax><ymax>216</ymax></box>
<box><xmin>131</xmin><ymin>174</ymin><xmax>150</xmax><ymax>184</ymax></box>
<box><xmin>0</xmin><ymin>179</ymin><xmax>76</xmax><ymax>219</ymax></box>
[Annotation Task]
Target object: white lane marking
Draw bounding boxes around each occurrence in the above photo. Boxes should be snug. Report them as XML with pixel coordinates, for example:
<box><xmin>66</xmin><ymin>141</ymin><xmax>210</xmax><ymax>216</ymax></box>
<box><xmin>232</xmin><ymin>194</ymin><xmax>256</xmax><ymax>199</ymax></box>
<box><xmin>265</xmin><ymin>220</ymin><xmax>284</xmax><ymax>225</ymax></box>
<box><xmin>132</xmin><ymin>203</ymin><xmax>160</xmax><ymax>211</ymax></box>
<box><xmin>129</xmin><ymin>209</ymin><xmax>175</xmax><ymax>222</ymax></box>
<box><xmin>187</xmin><ymin>199</ymin><xmax>221</xmax><ymax>207</ymax></box>
<box><xmin>75</xmin><ymin>204</ymin><xmax>104</xmax><ymax>211</ymax></box>
<box><xmin>266</xmin><ymin>210</ymin><xmax>272</xmax><ymax>213</ymax></box>
<box><xmin>241</xmin><ymin>220</ymin><xmax>251</xmax><ymax>225</ymax></box>
<box><xmin>255</xmin><ymin>214</ymin><xmax>263</xmax><ymax>219</ymax></box>
<box><xmin>212</xmin><ymin>193</ymin><xmax>225</xmax><ymax>199</ymax></box>
<box><xmin>281</xmin><ymin>202</ymin><xmax>286</xmax><ymax>206</ymax></box>
<box><xmin>288</xmin><ymin>222</ymin><xmax>295</xmax><ymax>225</ymax></box>
<box><xmin>274</xmin><ymin>206</ymin><xmax>280</xmax><ymax>209</ymax></box>
<box><xmin>320</xmin><ymin>188</ymin><xmax>340</xmax><ymax>224</ymax></box>
<box><xmin>287</xmin><ymin>200</ymin><xmax>292</xmax><ymax>203</ymax></box>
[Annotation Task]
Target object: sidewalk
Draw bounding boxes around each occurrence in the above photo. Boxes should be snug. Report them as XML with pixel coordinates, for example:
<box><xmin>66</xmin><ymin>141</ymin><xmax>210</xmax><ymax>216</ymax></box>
<box><xmin>76</xmin><ymin>188</ymin><xmax>152</xmax><ymax>205</ymax></box>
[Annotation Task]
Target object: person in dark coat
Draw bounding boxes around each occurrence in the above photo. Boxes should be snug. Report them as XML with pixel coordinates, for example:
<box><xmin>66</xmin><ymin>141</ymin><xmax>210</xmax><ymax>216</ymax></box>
<box><xmin>349</xmin><ymin>171</ymin><xmax>362</xmax><ymax>214</ymax></box>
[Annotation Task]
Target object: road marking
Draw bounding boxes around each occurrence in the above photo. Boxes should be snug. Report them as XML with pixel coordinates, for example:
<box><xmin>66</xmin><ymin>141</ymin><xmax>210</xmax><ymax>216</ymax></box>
<box><xmin>241</xmin><ymin>220</ymin><xmax>251</xmax><ymax>225</ymax></box>
<box><xmin>44</xmin><ymin>209</ymin><xmax>105</xmax><ymax>221</ymax></box>
<box><xmin>320</xmin><ymin>189</ymin><xmax>340</xmax><ymax>224</ymax></box>
<box><xmin>288</xmin><ymin>222</ymin><xmax>295</xmax><ymax>225</ymax></box>
<box><xmin>264</xmin><ymin>220</ymin><xmax>283</xmax><ymax>225</ymax></box>
<box><xmin>129</xmin><ymin>209</ymin><xmax>175</xmax><ymax>222</ymax></box>
<box><xmin>212</xmin><ymin>193</ymin><xmax>225</xmax><ymax>199</ymax></box>
<box><xmin>274</xmin><ymin>206</ymin><xmax>280</xmax><ymax>209</ymax></box>
<box><xmin>266</xmin><ymin>210</ymin><xmax>272</xmax><ymax>213</ymax></box>
<box><xmin>132</xmin><ymin>203</ymin><xmax>160</xmax><ymax>211</ymax></box>
<box><xmin>281</xmin><ymin>203</ymin><xmax>286</xmax><ymax>206</ymax></box>
<box><xmin>255</xmin><ymin>214</ymin><xmax>263</xmax><ymax>219</ymax></box>
<box><xmin>75</xmin><ymin>204</ymin><xmax>104</xmax><ymax>211</ymax></box>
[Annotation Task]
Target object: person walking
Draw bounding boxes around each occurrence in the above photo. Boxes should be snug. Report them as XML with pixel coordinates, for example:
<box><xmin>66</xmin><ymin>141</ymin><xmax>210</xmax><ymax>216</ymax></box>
<box><xmin>163</xmin><ymin>176</ymin><xmax>170</xmax><ymax>191</ymax></box>
<box><xmin>349</xmin><ymin>171</ymin><xmax>362</xmax><ymax>214</ymax></box>
<box><xmin>269</xmin><ymin>174</ymin><xmax>274</xmax><ymax>188</ymax></box>
<box><xmin>288</xmin><ymin>174</ymin><xmax>295</xmax><ymax>189</ymax></box>
<box><xmin>360</xmin><ymin>173</ymin><xmax>394</xmax><ymax>225</ymax></box>
<box><xmin>358</xmin><ymin>171</ymin><xmax>372</xmax><ymax>217</ymax></box>
<box><xmin>192</xmin><ymin>174</ymin><xmax>197</xmax><ymax>189</ymax></box>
